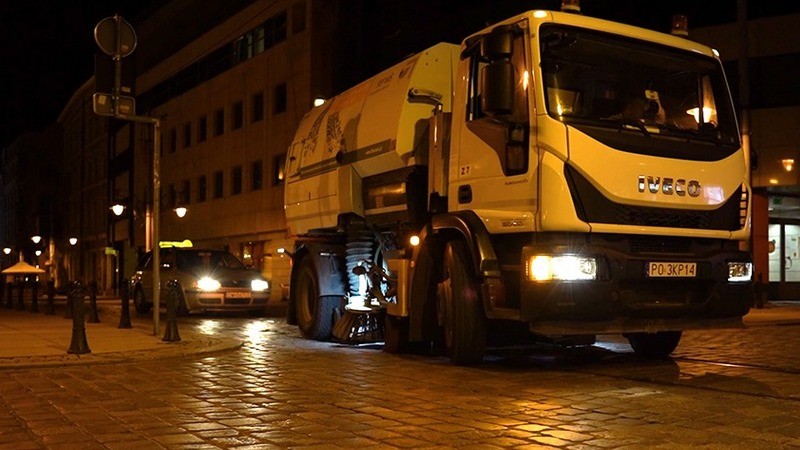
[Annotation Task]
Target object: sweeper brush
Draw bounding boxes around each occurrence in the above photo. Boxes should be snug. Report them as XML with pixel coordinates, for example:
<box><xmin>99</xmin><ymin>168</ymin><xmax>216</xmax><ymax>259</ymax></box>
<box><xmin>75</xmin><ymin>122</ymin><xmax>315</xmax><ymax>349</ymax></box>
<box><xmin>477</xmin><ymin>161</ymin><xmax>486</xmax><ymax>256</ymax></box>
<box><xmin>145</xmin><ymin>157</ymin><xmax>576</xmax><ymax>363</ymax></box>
<box><xmin>331</xmin><ymin>309</ymin><xmax>385</xmax><ymax>344</ymax></box>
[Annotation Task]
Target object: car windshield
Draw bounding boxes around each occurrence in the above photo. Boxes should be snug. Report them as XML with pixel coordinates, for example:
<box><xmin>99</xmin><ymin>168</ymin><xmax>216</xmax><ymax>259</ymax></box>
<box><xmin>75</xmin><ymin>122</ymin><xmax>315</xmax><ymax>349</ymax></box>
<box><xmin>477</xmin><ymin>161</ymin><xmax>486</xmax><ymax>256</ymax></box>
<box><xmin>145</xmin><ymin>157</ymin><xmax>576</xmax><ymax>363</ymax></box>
<box><xmin>176</xmin><ymin>251</ymin><xmax>247</xmax><ymax>271</ymax></box>
<box><xmin>540</xmin><ymin>24</ymin><xmax>739</xmax><ymax>149</ymax></box>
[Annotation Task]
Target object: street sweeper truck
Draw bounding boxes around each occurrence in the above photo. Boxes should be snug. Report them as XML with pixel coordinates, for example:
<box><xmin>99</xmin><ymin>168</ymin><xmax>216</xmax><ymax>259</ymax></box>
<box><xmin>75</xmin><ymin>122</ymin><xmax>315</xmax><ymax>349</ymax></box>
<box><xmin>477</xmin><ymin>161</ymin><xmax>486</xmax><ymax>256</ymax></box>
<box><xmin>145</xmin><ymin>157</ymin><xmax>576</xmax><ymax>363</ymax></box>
<box><xmin>283</xmin><ymin>4</ymin><xmax>752</xmax><ymax>364</ymax></box>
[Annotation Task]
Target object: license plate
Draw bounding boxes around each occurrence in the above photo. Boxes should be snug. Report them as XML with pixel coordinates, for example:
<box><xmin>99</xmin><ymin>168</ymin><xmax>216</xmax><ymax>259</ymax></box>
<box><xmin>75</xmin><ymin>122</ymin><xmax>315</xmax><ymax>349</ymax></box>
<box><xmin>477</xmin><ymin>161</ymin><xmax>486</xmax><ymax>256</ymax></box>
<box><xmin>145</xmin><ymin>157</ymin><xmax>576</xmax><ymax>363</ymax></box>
<box><xmin>226</xmin><ymin>291</ymin><xmax>251</xmax><ymax>299</ymax></box>
<box><xmin>647</xmin><ymin>262</ymin><xmax>697</xmax><ymax>278</ymax></box>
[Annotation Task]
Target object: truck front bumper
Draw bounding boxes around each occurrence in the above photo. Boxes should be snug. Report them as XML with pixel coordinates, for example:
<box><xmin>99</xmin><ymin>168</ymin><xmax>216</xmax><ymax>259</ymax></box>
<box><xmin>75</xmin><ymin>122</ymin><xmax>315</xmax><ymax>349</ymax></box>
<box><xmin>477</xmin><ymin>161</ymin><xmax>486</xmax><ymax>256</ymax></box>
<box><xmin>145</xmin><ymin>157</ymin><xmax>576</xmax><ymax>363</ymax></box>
<box><xmin>518</xmin><ymin>239</ymin><xmax>752</xmax><ymax>334</ymax></box>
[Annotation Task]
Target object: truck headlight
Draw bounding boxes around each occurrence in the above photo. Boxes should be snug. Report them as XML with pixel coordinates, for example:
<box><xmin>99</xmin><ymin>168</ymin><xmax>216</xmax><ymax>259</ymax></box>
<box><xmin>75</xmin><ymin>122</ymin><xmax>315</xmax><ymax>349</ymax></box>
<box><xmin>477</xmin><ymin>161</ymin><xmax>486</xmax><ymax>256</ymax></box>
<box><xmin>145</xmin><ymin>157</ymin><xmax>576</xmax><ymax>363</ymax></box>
<box><xmin>728</xmin><ymin>262</ymin><xmax>752</xmax><ymax>282</ymax></box>
<box><xmin>197</xmin><ymin>276</ymin><xmax>221</xmax><ymax>291</ymax></box>
<box><xmin>251</xmin><ymin>279</ymin><xmax>269</xmax><ymax>292</ymax></box>
<box><xmin>529</xmin><ymin>255</ymin><xmax>597</xmax><ymax>281</ymax></box>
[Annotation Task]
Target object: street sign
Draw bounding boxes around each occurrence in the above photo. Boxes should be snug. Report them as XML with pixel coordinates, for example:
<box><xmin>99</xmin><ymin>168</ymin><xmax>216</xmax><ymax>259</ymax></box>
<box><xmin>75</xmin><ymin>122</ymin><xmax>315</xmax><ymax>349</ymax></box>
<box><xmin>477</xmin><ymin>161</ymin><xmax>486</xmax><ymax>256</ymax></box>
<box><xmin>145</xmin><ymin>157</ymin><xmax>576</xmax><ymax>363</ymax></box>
<box><xmin>95</xmin><ymin>54</ymin><xmax>134</xmax><ymax>96</ymax></box>
<box><xmin>93</xmin><ymin>93</ymin><xmax>135</xmax><ymax>116</ymax></box>
<box><xmin>94</xmin><ymin>16</ymin><xmax>137</xmax><ymax>57</ymax></box>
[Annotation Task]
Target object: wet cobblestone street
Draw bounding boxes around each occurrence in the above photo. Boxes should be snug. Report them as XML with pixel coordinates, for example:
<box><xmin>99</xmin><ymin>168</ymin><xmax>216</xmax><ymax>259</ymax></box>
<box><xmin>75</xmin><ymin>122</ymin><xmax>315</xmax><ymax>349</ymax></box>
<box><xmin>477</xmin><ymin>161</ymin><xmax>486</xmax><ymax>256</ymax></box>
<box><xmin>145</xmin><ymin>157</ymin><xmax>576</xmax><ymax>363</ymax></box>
<box><xmin>1</xmin><ymin>314</ymin><xmax>799</xmax><ymax>449</ymax></box>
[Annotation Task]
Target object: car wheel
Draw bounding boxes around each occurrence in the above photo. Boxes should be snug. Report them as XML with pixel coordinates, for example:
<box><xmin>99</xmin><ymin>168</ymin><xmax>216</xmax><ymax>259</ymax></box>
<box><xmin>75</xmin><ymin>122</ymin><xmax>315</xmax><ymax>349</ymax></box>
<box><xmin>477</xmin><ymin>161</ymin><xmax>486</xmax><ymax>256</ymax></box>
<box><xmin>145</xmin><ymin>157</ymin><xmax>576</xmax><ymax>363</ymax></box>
<box><xmin>134</xmin><ymin>286</ymin><xmax>151</xmax><ymax>315</ymax></box>
<box><xmin>292</xmin><ymin>253</ymin><xmax>337</xmax><ymax>340</ymax></box>
<box><xmin>625</xmin><ymin>331</ymin><xmax>682</xmax><ymax>359</ymax></box>
<box><xmin>439</xmin><ymin>240</ymin><xmax>486</xmax><ymax>365</ymax></box>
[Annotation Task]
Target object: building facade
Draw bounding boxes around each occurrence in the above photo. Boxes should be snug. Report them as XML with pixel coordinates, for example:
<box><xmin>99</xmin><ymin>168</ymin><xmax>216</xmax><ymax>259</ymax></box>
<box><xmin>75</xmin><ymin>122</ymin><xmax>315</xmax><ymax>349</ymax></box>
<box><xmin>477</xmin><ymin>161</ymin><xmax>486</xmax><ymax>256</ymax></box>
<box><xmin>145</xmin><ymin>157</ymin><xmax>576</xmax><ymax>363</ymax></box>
<box><xmin>57</xmin><ymin>0</ymin><xmax>356</xmax><ymax>298</ymax></box>
<box><xmin>693</xmin><ymin>5</ymin><xmax>800</xmax><ymax>299</ymax></box>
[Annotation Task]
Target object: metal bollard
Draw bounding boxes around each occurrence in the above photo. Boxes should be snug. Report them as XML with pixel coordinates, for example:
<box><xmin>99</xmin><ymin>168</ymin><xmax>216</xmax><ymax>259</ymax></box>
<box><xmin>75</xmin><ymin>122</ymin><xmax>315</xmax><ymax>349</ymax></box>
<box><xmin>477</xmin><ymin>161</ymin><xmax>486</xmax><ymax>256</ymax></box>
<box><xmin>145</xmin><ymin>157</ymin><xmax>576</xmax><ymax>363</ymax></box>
<box><xmin>162</xmin><ymin>280</ymin><xmax>181</xmax><ymax>342</ymax></box>
<box><xmin>63</xmin><ymin>287</ymin><xmax>73</xmax><ymax>319</ymax></box>
<box><xmin>45</xmin><ymin>280</ymin><xmax>56</xmax><ymax>315</ymax></box>
<box><xmin>67</xmin><ymin>281</ymin><xmax>91</xmax><ymax>355</ymax></box>
<box><xmin>118</xmin><ymin>279</ymin><xmax>132</xmax><ymax>329</ymax></box>
<box><xmin>87</xmin><ymin>281</ymin><xmax>100</xmax><ymax>323</ymax></box>
<box><xmin>16</xmin><ymin>279</ymin><xmax>25</xmax><ymax>310</ymax></box>
<box><xmin>6</xmin><ymin>280</ymin><xmax>13</xmax><ymax>308</ymax></box>
<box><xmin>30</xmin><ymin>280</ymin><xmax>39</xmax><ymax>313</ymax></box>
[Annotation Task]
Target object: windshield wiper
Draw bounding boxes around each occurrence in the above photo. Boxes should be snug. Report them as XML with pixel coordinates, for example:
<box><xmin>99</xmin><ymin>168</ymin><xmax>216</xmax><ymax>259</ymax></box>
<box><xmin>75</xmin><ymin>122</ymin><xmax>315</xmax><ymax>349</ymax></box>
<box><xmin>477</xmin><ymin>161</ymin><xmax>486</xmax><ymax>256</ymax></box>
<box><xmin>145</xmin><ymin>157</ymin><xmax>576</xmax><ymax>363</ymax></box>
<box><xmin>656</xmin><ymin>122</ymin><xmax>725</xmax><ymax>145</ymax></box>
<box><xmin>600</xmin><ymin>118</ymin><xmax>651</xmax><ymax>137</ymax></box>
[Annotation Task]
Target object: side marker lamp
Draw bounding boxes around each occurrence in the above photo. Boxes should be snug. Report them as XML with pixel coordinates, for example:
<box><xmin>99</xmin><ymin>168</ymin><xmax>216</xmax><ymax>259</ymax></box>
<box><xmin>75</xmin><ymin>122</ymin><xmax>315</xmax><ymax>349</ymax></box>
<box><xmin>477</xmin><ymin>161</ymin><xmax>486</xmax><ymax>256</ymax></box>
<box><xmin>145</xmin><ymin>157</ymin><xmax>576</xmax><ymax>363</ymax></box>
<box><xmin>529</xmin><ymin>255</ymin><xmax>597</xmax><ymax>281</ymax></box>
<box><xmin>728</xmin><ymin>262</ymin><xmax>752</xmax><ymax>283</ymax></box>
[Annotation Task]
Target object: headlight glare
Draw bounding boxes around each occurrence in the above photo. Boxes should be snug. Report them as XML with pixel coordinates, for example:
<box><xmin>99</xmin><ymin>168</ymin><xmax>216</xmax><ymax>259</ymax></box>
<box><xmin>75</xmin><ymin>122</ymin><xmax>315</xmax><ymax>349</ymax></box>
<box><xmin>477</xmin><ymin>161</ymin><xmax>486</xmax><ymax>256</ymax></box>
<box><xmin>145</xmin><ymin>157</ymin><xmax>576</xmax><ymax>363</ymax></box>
<box><xmin>529</xmin><ymin>255</ymin><xmax>596</xmax><ymax>281</ymax></box>
<box><xmin>251</xmin><ymin>279</ymin><xmax>269</xmax><ymax>292</ymax></box>
<box><xmin>197</xmin><ymin>276</ymin><xmax>221</xmax><ymax>291</ymax></box>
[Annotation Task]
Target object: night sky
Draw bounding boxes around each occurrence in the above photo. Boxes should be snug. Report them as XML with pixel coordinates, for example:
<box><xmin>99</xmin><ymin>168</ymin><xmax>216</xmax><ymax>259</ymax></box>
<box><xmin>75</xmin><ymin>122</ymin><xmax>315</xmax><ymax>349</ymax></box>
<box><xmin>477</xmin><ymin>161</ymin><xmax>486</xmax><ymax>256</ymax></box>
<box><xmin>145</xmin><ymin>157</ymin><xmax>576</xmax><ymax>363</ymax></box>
<box><xmin>0</xmin><ymin>0</ymin><xmax>161</xmax><ymax>148</ymax></box>
<box><xmin>0</xmin><ymin>0</ymin><xmax>770</xmax><ymax>150</ymax></box>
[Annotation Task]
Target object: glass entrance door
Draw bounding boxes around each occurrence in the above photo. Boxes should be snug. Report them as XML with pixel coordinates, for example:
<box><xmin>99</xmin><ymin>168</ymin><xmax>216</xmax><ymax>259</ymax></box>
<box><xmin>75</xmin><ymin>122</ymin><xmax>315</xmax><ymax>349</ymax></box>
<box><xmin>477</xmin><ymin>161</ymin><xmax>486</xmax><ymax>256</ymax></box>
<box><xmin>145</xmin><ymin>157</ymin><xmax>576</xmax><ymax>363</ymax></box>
<box><xmin>768</xmin><ymin>221</ymin><xmax>800</xmax><ymax>300</ymax></box>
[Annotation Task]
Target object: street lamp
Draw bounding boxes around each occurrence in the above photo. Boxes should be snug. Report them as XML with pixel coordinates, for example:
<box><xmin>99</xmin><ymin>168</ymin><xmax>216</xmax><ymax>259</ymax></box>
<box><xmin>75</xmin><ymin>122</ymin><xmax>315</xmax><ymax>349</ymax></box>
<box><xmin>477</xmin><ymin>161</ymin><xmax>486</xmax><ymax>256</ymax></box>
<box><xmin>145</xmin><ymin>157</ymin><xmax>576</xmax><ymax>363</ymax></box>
<box><xmin>174</xmin><ymin>206</ymin><xmax>187</xmax><ymax>218</ymax></box>
<box><xmin>69</xmin><ymin>237</ymin><xmax>78</xmax><ymax>246</ymax></box>
<box><xmin>110</xmin><ymin>203</ymin><xmax>126</xmax><ymax>216</ymax></box>
<box><xmin>3</xmin><ymin>248</ymin><xmax>10</xmax><ymax>255</ymax></box>
<box><xmin>31</xmin><ymin>235</ymin><xmax>42</xmax><ymax>244</ymax></box>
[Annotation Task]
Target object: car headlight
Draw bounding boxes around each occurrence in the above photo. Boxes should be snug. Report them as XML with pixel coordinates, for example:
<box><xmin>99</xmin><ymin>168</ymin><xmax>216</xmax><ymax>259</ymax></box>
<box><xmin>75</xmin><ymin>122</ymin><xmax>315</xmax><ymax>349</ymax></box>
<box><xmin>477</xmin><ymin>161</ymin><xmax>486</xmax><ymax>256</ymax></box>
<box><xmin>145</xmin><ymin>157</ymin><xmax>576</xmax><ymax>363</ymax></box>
<box><xmin>197</xmin><ymin>276</ymin><xmax>221</xmax><ymax>291</ymax></box>
<box><xmin>251</xmin><ymin>279</ymin><xmax>269</xmax><ymax>292</ymax></box>
<box><xmin>529</xmin><ymin>255</ymin><xmax>597</xmax><ymax>281</ymax></box>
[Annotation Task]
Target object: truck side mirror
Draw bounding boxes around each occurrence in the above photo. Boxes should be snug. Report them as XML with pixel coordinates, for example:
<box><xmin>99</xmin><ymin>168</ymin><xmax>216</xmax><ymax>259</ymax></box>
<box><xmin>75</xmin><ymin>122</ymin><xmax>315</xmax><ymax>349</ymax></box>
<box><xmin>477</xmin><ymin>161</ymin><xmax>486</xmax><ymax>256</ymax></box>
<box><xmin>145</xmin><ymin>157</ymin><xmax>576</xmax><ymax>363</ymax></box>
<box><xmin>481</xmin><ymin>60</ymin><xmax>515</xmax><ymax>116</ymax></box>
<box><xmin>481</xmin><ymin>28</ymin><xmax>513</xmax><ymax>60</ymax></box>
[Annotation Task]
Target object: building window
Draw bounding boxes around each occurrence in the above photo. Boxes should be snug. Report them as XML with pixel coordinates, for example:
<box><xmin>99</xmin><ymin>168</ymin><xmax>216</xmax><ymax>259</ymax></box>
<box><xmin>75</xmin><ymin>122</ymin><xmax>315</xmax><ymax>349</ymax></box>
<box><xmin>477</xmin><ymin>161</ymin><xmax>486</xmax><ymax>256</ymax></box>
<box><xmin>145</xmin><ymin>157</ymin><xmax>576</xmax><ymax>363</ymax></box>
<box><xmin>214</xmin><ymin>108</ymin><xmax>224</xmax><ymax>136</ymax></box>
<box><xmin>181</xmin><ymin>179</ymin><xmax>191</xmax><ymax>205</ymax></box>
<box><xmin>197</xmin><ymin>175</ymin><xmax>207</xmax><ymax>202</ymax></box>
<box><xmin>198</xmin><ymin>116</ymin><xmax>207</xmax><ymax>142</ymax></box>
<box><xmin>183</xmin><ymin>122</ymin><xmax>192</xmax><ymax>148</ymax></box>
<box><xmin>232</xmin><ymin>165</ymin><xmax>243</xmax><ymax>195</ymax></box>
<box><xmin>232</xmin><ymin>101</ymin><xmax>243</xmax><ymax>130</ymax></box>
<box><xmin>292</xmin><ymin>1</ymin><xmax>306</xmax><ymax>34</ymax></box>
<box><xmin>274</xmin><ymin>83</ymin><xmax>287</xmax><ymax>114</ymax></box>
<box><xmin>251</xmin><ymin>160</ymin><xmax>263</xmax><ymax>190</ymax></box>
<box><xmin>273</xmin><ymin>153</ymin><xmax>286</xmax><ymax>185</ymax></box>
<box><xmin>213</xmin><ymin>170</ymin><xmax>224</xmax><ymax>199</ymax></box>
<box><xmin>252</xmin><ymin>92</ymin><xmax>264</xmax><ymax>122</ymax></box>
<box><xmin>168</xmin><ymin>128</ymin><xmax>177</xmax><ymax>153</ymax></box>
<box><xmin>168</xmin><ymin>183</ymin><xmax>177</xmax><ymax>208</ymax></box>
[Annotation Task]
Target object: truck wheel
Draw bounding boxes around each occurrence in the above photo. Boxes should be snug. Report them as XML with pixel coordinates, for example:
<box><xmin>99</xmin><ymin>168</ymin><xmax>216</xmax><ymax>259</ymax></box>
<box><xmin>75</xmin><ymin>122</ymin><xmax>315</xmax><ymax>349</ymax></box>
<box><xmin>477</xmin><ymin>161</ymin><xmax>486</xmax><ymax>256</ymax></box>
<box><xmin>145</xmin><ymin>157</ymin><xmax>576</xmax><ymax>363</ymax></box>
<box><xmin>383</xmin><ymin>315</ymin><xmax>409</xmax><ymax>354</ymax></box>
<box><xmin>134</xmin><ymin>286</ymin><xmax>151</xmax><ymax>314</ymax></box>
<box><xmin>293</xmin><ymin>254</ymin><xmax>337</xmax><ymax>340</ymax></box>
<box><xmin>439</xmin><ymin>240</ymin><xmax>486</xmax><ymax>365</ymax></box>
<box><xmin>625</xmin><ymin>331</ymin><xmax>682</xmax><ymax>359</ymax></box>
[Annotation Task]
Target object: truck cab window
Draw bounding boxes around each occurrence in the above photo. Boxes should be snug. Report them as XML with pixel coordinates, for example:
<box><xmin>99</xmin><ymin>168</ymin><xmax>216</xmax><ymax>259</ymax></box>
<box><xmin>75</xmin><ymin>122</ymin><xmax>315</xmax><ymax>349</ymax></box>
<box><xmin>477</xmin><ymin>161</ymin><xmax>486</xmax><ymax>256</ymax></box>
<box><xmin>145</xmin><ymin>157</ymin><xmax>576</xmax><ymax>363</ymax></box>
<box><xmin>465</xmin><ymin>23</ymin><xmax>530</xmax><ymax>176</ymax></box>
<box><xmin>540</xmin><ymin>24</ymin><xmax>739</xmax><ymax>160</ymax></box>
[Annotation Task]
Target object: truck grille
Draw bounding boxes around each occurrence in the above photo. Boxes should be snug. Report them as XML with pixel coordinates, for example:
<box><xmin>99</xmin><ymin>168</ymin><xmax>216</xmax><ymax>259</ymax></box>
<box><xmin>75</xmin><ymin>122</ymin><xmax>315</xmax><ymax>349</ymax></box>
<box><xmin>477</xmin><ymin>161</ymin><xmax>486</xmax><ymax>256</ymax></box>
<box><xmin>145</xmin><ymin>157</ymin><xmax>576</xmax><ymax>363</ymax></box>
<box><xmin>629</xmin><ymin>236</ymin><xmax>692</xmax><ymax>254</ymax></box>
<box><xmin>565</xmin><ymin>165</ymin><xmax>744</xmax><ymax>231</ymax></box>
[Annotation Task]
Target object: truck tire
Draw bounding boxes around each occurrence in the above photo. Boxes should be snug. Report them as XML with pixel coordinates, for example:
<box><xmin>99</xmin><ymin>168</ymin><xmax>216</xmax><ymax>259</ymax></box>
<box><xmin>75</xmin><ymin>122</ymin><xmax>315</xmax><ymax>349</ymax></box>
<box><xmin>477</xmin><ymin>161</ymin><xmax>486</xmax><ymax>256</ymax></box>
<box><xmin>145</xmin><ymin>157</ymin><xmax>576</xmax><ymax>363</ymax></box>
<box><xmin>625</xmin><ymin>331</ymin><xmax>682</xmax><ymax>359</ymax></box>
<box><xmin>293</xmin><ymin>254</ymin><xmax>337</xmax><ymax>340</ymax></box>
<box><xmin>439</xmin><ymin>240</ymin><xmax>487</xmax><ymax>365</ymax></box>
<box><xmin>134</xmin><ymin>286</ymin><xmax>151</xmax><ymax>314</ymax></box>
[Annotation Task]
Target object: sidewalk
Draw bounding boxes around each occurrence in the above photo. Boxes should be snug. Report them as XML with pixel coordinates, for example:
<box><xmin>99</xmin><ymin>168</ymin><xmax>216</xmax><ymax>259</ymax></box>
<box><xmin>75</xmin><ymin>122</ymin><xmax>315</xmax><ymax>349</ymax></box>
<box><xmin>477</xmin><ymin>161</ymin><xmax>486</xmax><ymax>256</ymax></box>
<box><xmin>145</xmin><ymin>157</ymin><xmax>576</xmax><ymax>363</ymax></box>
<box><xmin>0</xmin><ymin>299</ymin><xmax>798</xmax><ymax>370</ymax></box>
<box><xmin>0</xmin><ymin>299</ymin><xmax>245</xmax><ymax>369</ymax></box>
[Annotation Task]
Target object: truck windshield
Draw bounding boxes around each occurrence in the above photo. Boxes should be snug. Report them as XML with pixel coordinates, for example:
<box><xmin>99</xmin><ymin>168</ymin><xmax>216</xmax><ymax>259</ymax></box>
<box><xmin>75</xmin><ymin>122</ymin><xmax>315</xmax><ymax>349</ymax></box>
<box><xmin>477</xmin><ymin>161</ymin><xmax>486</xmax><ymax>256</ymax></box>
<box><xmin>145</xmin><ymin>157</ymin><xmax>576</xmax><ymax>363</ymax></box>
<box><xmin>539</xmin><ymin>24</ymin><xmax>740</xmax><ymax>153</ymax></box>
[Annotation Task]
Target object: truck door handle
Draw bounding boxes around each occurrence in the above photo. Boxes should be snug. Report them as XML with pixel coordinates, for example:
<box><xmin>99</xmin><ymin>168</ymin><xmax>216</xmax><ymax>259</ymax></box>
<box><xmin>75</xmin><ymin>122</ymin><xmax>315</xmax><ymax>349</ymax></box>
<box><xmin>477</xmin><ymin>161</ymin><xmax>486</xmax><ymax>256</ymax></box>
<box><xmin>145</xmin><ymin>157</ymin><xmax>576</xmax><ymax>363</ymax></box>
<box><xmin>458</xmin><ymin>185</ymin><xmax>472</xmax><ymax>204</ymax></box>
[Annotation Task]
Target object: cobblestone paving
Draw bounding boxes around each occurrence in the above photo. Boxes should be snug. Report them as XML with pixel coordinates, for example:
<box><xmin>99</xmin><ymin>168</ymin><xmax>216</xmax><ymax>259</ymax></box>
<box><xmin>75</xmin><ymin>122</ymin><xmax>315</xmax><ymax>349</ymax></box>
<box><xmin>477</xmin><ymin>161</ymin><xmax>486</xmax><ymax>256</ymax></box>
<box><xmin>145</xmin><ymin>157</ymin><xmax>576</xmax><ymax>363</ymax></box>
<box><xmin>1</xmin><ymin>317</ymin><xmax>799</xmax><ymax>449</ymax></box>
